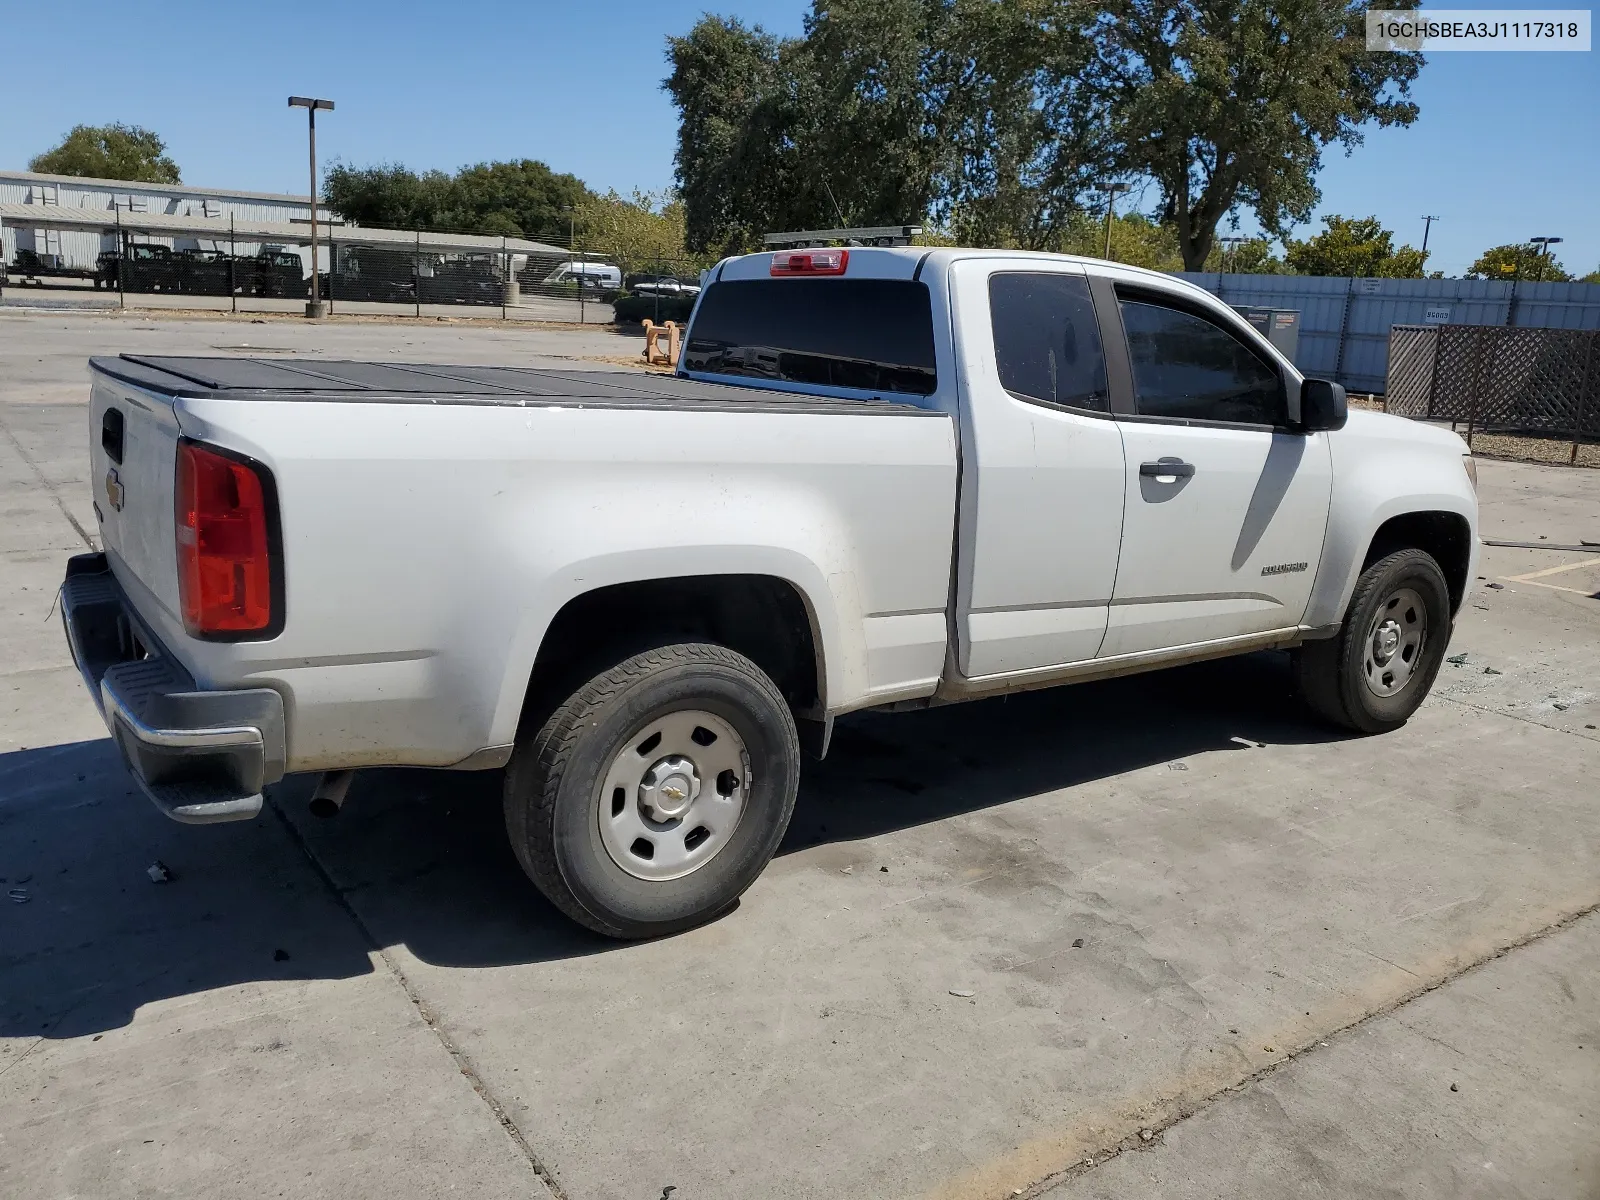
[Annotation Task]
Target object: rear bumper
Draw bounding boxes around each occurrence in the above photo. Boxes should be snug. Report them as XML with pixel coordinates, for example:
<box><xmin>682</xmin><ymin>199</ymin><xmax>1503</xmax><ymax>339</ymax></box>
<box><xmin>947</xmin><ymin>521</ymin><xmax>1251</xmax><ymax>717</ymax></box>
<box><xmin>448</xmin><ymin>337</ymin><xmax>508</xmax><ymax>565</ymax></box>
<box><xmin>60</xmin><ymin>553</ymin><xmax>286</xmax><ymax>824</ymax></box>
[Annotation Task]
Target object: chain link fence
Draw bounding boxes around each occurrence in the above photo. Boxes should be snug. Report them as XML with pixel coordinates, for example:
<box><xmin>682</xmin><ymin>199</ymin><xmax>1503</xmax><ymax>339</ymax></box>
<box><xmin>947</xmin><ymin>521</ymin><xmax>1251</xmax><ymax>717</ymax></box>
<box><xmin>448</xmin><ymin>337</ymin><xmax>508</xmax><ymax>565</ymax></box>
<box><xmin>4</xmin><ymin>213</ymin><xmax>708</xmax><ymax>328</ymax></box>
<box><xmin>1386</xmin><ymin>324</ymin><xmax>1600</xmax><ymax>458</ymax></box>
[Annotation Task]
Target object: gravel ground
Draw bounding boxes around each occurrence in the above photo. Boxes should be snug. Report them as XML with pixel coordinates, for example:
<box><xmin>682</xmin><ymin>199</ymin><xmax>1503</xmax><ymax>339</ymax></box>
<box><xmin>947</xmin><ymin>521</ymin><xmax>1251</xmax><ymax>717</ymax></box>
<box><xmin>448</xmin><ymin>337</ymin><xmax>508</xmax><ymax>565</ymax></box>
<box><xmin>1349</xmin><ymin>395</ymin><xmax>1597</xmax><ymax>469</ymax></box>
<box><xmin>1465</xmin><ymin>431</ymin><xmax>1600</xmax><ymax>468</ymax></box>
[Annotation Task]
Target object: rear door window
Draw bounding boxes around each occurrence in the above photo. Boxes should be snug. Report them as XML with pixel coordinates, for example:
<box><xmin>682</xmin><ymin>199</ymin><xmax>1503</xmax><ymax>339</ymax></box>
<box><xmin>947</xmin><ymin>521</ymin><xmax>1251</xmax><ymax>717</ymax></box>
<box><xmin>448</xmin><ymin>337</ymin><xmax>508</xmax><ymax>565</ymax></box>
<box><xmin>989</xmin><ymin>272</ymin><xmax>1108</xmax><ymax>412</ymax></box>
<box><xmin>684</xmin><ymin>278</ymin><xmax>937</xmax><ymax>395</ymax></box>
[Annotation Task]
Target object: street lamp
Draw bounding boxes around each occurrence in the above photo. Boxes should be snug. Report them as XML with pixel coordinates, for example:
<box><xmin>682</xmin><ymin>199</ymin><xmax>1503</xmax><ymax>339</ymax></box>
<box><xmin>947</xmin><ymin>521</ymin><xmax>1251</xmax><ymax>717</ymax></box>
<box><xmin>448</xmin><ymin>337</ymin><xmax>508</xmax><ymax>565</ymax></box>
<box><xmin>1530</xmin><ymin>236</ymin><xmax>1563</xmax><ymax>283</ymax></box>
<box><xmin>288</xmin><ymin>96</ymin><xmax>334</xmax><ymax>318</ymax></box>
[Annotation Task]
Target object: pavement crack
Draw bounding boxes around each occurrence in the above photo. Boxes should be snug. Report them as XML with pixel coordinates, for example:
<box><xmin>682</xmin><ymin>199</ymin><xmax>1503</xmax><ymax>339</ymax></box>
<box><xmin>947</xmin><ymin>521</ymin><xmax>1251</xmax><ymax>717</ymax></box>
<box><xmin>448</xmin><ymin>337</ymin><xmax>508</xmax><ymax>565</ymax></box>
<box><xmin>1015</xmin><ymin>900</ymin><xmax>1600</xmax><ymax>1199</ymax></box>
<box><xmin>0</xmin><ymin>1037</ymin><xmax>46</xmax><ymax>1082</ymax></box>
<box><xmin>0</xmin><ymin>416</ymin><xmax>95</xmax><ymax>551</ymax></box>
<box><xmin>1433</xmin><ymin>692</ymin><xmax>1599</xmax><ymax>741</ymax></box>
<box><xmin>264</xmin><ymin>793</ymin><xmax>569</xmax><ymax>1200</ymax></box>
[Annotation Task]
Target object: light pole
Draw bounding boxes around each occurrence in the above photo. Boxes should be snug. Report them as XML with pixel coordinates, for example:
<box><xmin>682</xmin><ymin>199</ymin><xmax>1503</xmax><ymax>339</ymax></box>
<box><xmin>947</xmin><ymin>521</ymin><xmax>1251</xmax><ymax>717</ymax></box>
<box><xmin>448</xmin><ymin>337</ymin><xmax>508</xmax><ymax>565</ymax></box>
<box><xmin>1218</xmin><ymin>236</ymin><xmax>1247</xmax><ymax>273</ymax></box>
<box><xmin>1420</xmin><ymin>215</ymin><xmax>1439</xmax><ymax>262</ymax></box>
<box><xmin>562</xmin><ymin>205</ymin><xmax>582</xmax><ymax>324</ymax></box>
<box><xmin>1103</xmin><ymin>185</ymin><xmax>1119</xmax><ymax>261</ymax></box>
<box><xmin>288</xmin><ymin>96</ymin><xmax>334</xmax><ymax>318</ymax></box>
<box><xmin>1530</xmin><ymin>236</ymin><xmax>1563</xmax><ymax>283</ymax></box>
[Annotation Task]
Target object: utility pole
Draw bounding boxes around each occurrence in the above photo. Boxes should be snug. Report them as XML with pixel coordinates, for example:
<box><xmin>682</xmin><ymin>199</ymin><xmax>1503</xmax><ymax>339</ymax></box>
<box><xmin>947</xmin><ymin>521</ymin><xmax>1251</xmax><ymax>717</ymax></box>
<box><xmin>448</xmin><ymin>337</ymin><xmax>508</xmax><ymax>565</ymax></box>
<box><xmin>1530</xmin><ymin>235</ymin><xmax>1563</xmax><ymax>283</ymax></box>
<box><xmin>1103</xmin><ymin>185</ymin><xmax>1119</xmax><ymax>261</ymax></box>
<box><xmin>288</xmin><ymin>96</ymin><xmax>335</xmax><ymax>318</ymax></box>
<box><xmin>1420</xmin><ymin>215</ymin><xmax>1439</xmax><ymax>262</ymax></box>
<box><xmin>1218</xmin><ymin>236</ymin><xmax>1247</xmax><ymax>273</ymax></box>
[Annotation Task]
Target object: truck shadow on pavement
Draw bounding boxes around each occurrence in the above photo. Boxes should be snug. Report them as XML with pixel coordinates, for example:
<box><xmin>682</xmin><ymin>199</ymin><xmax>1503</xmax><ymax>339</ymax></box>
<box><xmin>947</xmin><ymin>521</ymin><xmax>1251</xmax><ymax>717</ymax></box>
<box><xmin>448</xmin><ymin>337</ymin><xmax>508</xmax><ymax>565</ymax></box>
<box><xmin>2</xmin><ymin>650</ymin><xmax>1350</xmax><ymax>1039</ymax></box>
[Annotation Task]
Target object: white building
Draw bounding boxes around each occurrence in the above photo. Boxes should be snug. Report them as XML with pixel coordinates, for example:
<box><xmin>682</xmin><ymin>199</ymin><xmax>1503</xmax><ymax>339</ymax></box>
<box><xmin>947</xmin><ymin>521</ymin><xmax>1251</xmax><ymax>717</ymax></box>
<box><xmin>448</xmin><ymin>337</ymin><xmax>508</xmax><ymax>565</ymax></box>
<box><xmin>0</xmin><ymin>169</ymin><xmax>332</xmax><ymax>270</ymax></box>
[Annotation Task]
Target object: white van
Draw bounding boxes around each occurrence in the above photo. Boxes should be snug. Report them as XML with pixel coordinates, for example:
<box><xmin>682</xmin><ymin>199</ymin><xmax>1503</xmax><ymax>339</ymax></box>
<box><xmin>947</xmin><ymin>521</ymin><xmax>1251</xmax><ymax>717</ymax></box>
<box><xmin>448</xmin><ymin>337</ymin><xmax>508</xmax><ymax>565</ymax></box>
<box><xmin>541</xmin><ymin>261</ymin><xmax>622</xmax><ymax>292</ymax></box>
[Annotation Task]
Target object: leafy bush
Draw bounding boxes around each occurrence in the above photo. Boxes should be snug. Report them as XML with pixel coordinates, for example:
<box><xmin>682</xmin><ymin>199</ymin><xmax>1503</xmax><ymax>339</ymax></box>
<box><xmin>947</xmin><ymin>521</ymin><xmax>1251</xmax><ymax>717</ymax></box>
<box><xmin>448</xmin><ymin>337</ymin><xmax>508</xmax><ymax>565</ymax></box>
<box><xmin>613</xmin><ymin>292</ymin><xmax>695</xmax><ymax>325</ymax></box>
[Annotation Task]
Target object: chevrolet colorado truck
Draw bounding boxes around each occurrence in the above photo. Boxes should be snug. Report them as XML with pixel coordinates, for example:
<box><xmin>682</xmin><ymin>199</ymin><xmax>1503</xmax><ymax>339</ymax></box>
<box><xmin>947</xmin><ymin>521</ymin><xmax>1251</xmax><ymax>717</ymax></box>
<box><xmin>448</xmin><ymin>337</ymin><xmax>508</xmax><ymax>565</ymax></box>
<box><xmin>62</xmin><ymin>247</ymin><xmax>1479</xmax><ymax>938</ymax></box>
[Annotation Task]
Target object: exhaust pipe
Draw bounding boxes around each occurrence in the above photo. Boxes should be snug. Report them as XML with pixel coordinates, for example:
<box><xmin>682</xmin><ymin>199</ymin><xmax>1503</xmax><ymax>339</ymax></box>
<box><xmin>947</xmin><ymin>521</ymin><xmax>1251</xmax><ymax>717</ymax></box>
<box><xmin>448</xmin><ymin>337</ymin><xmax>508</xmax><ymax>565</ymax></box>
<box><xmin>309</xmin><ymin>770</ymin><xmax>357</xmax><ymax>819</ymax></box>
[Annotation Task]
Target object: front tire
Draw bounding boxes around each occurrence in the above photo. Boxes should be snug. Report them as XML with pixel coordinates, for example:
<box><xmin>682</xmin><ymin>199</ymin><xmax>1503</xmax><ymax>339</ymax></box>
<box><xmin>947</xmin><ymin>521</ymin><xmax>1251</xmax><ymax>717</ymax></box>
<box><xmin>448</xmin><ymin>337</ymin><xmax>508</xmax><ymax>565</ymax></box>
<box><xmin>1293</xmin><ymin>548</ymin><xmax>1453</xmax><ymax>734</ymax></box>
<box><xmin>504</xmin><ymin>643</ymin><xmax>800</xmax><ymax>938</ymax></box>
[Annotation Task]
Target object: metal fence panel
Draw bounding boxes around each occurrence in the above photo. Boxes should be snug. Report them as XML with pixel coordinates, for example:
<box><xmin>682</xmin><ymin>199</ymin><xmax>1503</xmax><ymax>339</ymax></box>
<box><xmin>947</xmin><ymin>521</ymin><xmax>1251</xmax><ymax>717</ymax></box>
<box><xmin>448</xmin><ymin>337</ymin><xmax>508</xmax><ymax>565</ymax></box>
<box><xmin>1182</xmin><ymin>273</ymin><xmax>1600</xmax><ymax>393</ymax></box>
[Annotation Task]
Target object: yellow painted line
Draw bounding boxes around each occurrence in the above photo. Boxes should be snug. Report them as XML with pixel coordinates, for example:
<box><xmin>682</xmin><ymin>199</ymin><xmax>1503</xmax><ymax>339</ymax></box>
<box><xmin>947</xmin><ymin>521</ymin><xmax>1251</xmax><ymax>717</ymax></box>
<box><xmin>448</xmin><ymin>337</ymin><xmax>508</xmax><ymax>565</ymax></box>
<box><xmin>1507</xmin><ymin>578</ymin><xmax>1596</xmax><ymax>597</ymax></box>
<box><xmin>1505</xmin><ymin>558</ymin><xmax>1600</xmax><ymax>582</ymax></box>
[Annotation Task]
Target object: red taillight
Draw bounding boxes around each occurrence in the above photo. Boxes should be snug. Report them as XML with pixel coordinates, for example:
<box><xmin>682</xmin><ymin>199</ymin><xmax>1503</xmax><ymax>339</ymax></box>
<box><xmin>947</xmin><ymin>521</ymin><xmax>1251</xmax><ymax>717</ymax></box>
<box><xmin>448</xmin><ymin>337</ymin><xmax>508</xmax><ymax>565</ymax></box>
<box><xmin>770</xmin><ymin>248</ymin><xmax>849</xmax><ymax>276</ymax></box>
<box><xmin>176</xmin><ymin>440</ymin><xmax>278</xmax><ymax>637</ymax></box>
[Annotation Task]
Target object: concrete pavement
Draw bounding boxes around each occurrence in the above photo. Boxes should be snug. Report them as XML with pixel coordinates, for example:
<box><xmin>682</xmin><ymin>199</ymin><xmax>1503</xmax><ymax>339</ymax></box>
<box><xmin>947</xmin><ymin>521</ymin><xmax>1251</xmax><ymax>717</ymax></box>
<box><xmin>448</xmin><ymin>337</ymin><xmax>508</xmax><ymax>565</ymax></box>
<box><xmin>2</xmin><ymin>312</ymin><xmax>1596</xmax><ymax>1199</ymax></box>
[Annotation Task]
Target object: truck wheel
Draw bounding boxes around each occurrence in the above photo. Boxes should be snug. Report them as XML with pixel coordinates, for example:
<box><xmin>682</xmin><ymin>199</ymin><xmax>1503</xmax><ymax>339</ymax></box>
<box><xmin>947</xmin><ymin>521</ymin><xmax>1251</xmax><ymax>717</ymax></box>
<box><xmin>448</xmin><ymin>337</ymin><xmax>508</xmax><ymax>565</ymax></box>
<box><xmin>504</xmin><ymin>643</ymin><xmax>800</xmax><ymax>938</ymax></box>
<box><xmin>1292</xmin><ymin>548</ymin><xmax>1452</xmax><ymax>735</ymax></box>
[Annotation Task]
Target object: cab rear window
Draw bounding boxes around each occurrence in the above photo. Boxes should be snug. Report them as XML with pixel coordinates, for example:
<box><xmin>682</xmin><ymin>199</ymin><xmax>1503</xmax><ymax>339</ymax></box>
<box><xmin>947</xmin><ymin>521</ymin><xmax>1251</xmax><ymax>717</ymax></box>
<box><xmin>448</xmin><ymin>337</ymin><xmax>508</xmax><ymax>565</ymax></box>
<box><xmin>684</xmin><ymin>278</ymin><xmax>937</xmax><ymax>395</ymax></box>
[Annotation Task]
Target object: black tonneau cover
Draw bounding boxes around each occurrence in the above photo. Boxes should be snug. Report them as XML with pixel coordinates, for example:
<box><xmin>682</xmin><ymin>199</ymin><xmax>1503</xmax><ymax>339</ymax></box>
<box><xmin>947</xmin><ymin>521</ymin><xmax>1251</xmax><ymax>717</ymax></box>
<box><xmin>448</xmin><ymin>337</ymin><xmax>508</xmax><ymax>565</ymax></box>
<box><xmin>91</xmin><ymin>355</ymin><xmax>942</xmax><ymax>416</ymax></box>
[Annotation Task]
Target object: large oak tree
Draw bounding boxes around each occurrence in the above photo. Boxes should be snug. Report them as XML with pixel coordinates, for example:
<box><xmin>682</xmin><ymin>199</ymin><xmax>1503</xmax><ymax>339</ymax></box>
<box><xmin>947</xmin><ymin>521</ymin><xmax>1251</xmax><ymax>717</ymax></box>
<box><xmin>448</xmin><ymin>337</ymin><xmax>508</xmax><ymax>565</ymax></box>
<box><xmin>665</xmin><ymin>0</ymin><xmax>1425</xmax><ymax>265</ymax></box>
<box><xmin>1101</xmin><ymin>0</ymin><xmax>1423</xmax><ymax>269</ymax></box>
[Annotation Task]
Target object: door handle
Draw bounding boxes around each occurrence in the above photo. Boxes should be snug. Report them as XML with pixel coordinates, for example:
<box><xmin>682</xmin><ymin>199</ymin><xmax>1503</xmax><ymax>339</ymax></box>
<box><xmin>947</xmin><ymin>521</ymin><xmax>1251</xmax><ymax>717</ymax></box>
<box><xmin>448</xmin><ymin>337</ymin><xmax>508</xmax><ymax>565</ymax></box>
<box><xmin>1139</xmin><ymin>457</ymin><xmax>1194</xmax><ymax>479</ymax></box>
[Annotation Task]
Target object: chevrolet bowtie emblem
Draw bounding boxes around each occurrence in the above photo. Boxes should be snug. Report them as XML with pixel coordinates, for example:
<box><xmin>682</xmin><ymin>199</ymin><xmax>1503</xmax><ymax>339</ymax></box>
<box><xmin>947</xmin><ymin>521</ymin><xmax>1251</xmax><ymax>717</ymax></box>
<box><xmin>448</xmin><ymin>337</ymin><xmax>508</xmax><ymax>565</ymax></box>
<box><xmin>105</xmin><ymin>468</ymin><xmax>125</xmax><ymax>512</ymax></box>
<box><xmin>661</xmin><ymin>785</ymin><xmax>686</xmax><ymax>802</ymax></box>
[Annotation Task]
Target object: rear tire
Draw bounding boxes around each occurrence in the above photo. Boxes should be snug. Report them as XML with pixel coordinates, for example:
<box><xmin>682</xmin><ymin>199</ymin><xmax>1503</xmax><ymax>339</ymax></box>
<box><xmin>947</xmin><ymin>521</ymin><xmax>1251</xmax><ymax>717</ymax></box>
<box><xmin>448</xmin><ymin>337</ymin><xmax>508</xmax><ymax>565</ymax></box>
<box><xmin>1293</xmin><ymin>548</ymin><xmax>1452</xmax><ymax>734</ymax></box>
<box><xmin>504</xmin><ymin>643</ymin><xmax>799</xmax><ymax>938</ymax></box>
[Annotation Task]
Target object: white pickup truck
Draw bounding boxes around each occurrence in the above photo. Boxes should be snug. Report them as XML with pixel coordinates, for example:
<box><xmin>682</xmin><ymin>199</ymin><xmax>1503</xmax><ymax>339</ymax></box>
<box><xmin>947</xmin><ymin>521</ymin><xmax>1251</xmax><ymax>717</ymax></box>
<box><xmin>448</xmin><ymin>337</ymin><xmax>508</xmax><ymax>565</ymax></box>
<box><xmin>63</xmin><ymin>247</ymin><xmax>1478</xmax><ymax>937</ymax></box>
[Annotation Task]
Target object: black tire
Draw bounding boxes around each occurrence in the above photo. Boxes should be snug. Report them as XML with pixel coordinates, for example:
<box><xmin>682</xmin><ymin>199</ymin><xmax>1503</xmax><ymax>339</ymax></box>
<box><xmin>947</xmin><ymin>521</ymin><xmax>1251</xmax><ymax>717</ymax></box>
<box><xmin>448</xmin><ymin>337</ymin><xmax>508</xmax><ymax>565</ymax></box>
<box><xmin>504</xmin><ymin>643</ymin><xmax>800</xmax><ymax>938</ymax></box>
<box><xmin>1293</xmin><ymin>548</ymin><xmax>1453</xmax><ymax>734</ymax></box>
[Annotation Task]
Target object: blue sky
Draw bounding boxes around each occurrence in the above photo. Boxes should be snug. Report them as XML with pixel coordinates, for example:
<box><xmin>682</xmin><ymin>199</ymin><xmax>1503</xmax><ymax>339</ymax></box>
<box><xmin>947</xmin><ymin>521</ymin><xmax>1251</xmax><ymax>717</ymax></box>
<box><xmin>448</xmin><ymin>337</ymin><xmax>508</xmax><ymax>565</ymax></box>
<box><xmin>3</xmin><ymin>0</ymin><xmax>1594</xmax><ymax>277</ymax></box>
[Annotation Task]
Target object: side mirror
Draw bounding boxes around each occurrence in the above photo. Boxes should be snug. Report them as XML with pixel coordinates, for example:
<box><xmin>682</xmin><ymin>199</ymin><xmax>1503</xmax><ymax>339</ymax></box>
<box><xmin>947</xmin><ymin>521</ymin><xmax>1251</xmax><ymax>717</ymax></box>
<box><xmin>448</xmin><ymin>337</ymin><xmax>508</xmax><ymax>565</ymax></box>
<box><xmin>1299</xmin><ymin>378</ymin><xmax>1348</xmax><ymax>432</ymax></box>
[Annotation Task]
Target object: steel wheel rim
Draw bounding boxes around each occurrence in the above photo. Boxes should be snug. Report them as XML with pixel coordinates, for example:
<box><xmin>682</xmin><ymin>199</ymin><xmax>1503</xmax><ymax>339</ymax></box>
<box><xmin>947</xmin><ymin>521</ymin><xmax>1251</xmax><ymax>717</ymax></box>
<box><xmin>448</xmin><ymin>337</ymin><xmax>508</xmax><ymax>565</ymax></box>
<box><xmin>596</xmin><ymin>708</ymin><xmax>751</xmax><ymax>882</ymax></box>
<box><xmin>1362</xmin><ymin>586</ymin><xmax>1428</xmax><ymax>698</ymax></box>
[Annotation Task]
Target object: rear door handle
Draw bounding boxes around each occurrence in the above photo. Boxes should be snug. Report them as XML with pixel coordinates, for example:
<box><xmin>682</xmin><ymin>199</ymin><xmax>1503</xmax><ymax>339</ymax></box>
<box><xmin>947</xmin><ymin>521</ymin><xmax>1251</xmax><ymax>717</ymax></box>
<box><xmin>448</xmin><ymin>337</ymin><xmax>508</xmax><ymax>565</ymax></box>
<box><xmin>1139</xmin><ymin>457</ymin><xmax>1194</xmax><ymax>478</ymax></box>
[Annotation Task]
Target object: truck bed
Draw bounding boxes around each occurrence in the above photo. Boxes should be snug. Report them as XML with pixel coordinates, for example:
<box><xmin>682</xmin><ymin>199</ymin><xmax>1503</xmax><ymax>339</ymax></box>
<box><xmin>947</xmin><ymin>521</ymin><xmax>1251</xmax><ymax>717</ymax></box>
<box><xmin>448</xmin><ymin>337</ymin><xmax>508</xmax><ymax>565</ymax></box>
<box><xmin>85</xmin><ymin>351</ymin><xmax>958</xmax><ymax>774</ymax></box>
<box><xmin>90</xmin><ymin>355</ymin><xmax>944</xmax><ymax>417</ymax></box>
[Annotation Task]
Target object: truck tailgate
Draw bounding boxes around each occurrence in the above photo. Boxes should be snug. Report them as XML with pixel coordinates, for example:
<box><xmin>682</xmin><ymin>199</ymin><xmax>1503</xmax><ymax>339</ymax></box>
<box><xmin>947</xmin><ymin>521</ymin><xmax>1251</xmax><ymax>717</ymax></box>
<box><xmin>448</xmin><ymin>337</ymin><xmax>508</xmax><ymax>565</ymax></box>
<box><xmin>88</xmin><ymin>366</ymin><xmax>186</xmax><ymax>626</ymax></box>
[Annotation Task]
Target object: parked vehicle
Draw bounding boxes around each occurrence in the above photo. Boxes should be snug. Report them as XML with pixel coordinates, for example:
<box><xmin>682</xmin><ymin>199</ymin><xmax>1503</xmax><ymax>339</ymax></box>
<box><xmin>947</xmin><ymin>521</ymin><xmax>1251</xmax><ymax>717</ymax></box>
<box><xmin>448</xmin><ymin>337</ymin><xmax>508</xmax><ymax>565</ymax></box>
<box><xmin>326</xmin><ymin>247</ymin><xmax>415</xmax><ymax>304</ymax></box>
<box><xmin>63</xmin><ymin>247</ymin><xmax>1478</xmax><ymax>939</ymax></box>
<box><xmin>241</xmin><ymin>250</ymin><xmax>306</xmax><ymax>298</ymax></box>
<box><xmin>9</xmin><ymin>248</ymin><xmax>96</xmax><ymax>283</ymax></box>
<box><xmin>418</xmin><ymin>255</ymin><xmax>501</xmax><ymax>306</ymax></box>
<box><xmin>175</xmin><ymin>249</ymin><xmax>236</xmax><ymax>297</ymax></box>
<box><xmin>624</xmin><ymin>273</ymin><xmax>701</xmax><ymax>296</ymax></box>
<box><xmin>120</xmin><ymin>244</ymin><xmax>184</xmax><ymax>293</ymax></box>
<box><xmin>541</xmin><ymin>260</ymin><xmax>623</xmax><ymax>300</ymax></box>
<box><xmin>94</xmin><ymin>251</ymin><xmax>121</xmax><ymax>290</ymax></box>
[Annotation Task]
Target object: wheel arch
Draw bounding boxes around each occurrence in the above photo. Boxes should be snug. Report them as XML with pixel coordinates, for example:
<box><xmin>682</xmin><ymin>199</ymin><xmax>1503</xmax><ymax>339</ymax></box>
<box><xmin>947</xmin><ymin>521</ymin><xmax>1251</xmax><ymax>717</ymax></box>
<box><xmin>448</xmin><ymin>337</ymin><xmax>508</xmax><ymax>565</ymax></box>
<box><xmin>1305</xmin><ymin>494</ymin><xmax>1479</xmax><ymax>630</ymax></box>
<box><xmin>508</xmin><ymin>573</ymin><xmax>829</xmax><ymax>742</ymax></box>
<box><xmin>1362</xmin><ymin>510</ymin><xmax>1474</xmax><ymax>614</ymax></box>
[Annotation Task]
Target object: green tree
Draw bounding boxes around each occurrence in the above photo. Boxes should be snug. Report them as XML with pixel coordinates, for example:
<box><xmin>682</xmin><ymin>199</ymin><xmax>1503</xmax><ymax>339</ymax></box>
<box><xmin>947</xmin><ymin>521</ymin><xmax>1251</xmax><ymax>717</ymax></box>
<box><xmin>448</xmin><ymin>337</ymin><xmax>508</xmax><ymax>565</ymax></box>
<box><xmin>324</xmin><ymin>159</ymin><xmax>590</xmax><ymax>242</ymax></box>
<box><xmin>30</xmin><ymin>123</ymin><xmax>180</xmax><ymax>183</ymax></box>
<box><xmin>665</xmin><ymin>0</ymin><xmax>1116</xmax><ymax>255</ymax></box>
<box><xmin>1051</xmin><ymin>209</ymin><xmax>1185</xmax><ymax>270</ymax></box>
<box><xmin>1285</xmin><ymin>215</ymin><xmax>1428</xmax><ymax>277</ymax></box>
<box><xmin>575</xmin><ymin>189</ymin><xmax>708</xmax><ymax>269</ymax></box>
<box><xmin>1202</xmin><ymin>237</ymin><xmax>1288</xmax><ymax>273</ymax></box>
<box><xmin>1583</xmin><ymin>266</ymin><xmax>1600</xmax><ymax>284</ymax></box>
<box><xmin>1098</xmin><ymin>0</ymin><xmax>1424</xmax><ymax>270</ymax></box>
<box><xmin>664</xmin><ymin>16</ymin><xmax>796</xmax><ymax>255</ymax></box>
<box><xmin>1466</xmin><ymin>244</ymin><xmax>1572</xmax><ymax>283</ymax></box>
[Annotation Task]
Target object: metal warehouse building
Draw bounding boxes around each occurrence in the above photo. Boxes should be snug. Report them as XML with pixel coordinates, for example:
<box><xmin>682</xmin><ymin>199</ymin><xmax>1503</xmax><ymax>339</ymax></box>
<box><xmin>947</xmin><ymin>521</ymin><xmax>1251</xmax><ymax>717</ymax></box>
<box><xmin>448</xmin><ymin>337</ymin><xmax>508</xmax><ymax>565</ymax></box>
<box><xmin>0</xmin><ymin>169</ymin><xmax>331</xmax><ymax>271</ymax></box>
